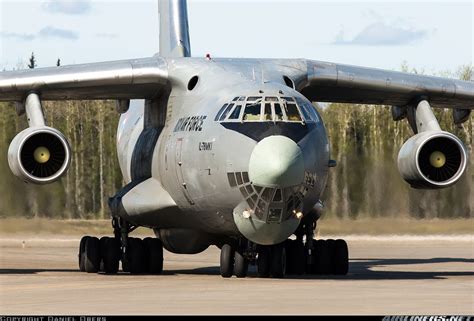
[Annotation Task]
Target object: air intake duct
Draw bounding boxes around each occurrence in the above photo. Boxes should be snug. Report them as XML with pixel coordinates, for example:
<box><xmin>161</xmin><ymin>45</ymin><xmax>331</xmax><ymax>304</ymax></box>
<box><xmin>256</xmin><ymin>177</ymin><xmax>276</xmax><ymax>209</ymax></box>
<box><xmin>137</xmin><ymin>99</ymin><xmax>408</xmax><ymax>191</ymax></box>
<box><xmin>397</xmin><ymin>131</ymin><xmax>468</xmax><ymax>189</ymax></box>
<box><xmin>8</xmin><ymin>127</ymin><xmax>71</xmax><ymax>184</ymax></box>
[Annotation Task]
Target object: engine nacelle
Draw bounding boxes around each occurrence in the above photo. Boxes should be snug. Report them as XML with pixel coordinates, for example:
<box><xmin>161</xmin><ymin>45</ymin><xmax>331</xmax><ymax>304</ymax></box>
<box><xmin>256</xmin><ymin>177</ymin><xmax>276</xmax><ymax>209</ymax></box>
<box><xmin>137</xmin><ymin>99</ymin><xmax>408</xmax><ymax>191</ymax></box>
<box><xmin>8</xmin><ymin>127</ymin><xmax>71</xmax><ymax>184</ymax></box>
<box><xmin>397</xmin><ymin>131</ymin><xmax>468</xmax><ymax>189</ymax></box>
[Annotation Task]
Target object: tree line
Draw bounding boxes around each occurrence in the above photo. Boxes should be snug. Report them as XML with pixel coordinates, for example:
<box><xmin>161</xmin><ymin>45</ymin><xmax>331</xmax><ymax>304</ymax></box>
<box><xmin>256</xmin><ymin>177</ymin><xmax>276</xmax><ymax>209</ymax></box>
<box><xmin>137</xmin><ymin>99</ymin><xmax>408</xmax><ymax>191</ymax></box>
<box><xmin>0</xmin><ymin>64</ymin><xmax>471</xmax><ymax>219</ymax></box>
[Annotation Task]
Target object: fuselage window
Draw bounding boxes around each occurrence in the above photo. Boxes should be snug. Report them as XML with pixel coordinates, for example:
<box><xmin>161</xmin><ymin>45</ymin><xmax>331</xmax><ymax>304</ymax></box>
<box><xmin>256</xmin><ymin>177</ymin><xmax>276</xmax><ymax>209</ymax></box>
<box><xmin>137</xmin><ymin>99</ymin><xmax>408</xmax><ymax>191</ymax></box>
<box><xmin>243</xmin><ymin>102</ymin><xmax>262</xmax><ymax>121</ymax></box>
<box><xmin>263</xmin><ymin>103</ymin><xmax>272</xmax><ymax>121</ymax></box>
<box><xmin>268</xmin><ymin>208</ymin><xmax>282</xmax><ymax>222</ymax></box>
<box><xmin>274</xmin><ymin>103</ymin><xmax>284</xmax><ymax>121</ymax></box>
<box><xmin>219</xmin><ymin>103</ymin><xmax>234</xmax><ymax>121</ymax></box>
<box><xmin>215</xmin><ymin>103</ymin><xmax>228</xmax><ymax>121</ymax></box>
<box><xmin>285</xmin><ymin>103</ymin><xmax>302</xmax><ymax>122</ymax></box>
<box><xmin>273</xmin><ymin>189</ymin><xmax>282</xmax><ymax>202</ymax></box>
<box><xmin>228</xmin><ymin>104</ymin><xmax>242</xmax><ymax>120</ymax></box>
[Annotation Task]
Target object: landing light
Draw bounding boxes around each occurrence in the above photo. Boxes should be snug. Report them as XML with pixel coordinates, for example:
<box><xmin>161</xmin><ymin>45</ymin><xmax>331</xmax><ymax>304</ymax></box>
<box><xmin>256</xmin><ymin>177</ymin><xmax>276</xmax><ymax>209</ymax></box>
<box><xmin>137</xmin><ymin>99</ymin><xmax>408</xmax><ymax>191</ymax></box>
<box><xmin>294</xmin><ymin>210</ymin><xmax>303</xmax><ymax>219</ymax></box>
<box><xmin>242</xmin><ymin>210</ymin><xmax>253</xmax><ymax>219</ymax></box>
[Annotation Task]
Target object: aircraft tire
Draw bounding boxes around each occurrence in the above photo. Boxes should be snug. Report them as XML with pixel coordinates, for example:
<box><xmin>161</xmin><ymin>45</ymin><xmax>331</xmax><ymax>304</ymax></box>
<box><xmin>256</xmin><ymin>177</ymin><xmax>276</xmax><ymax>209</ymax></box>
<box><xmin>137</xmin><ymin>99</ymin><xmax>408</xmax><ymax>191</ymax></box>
<box><xmin>220</xmin><ymin>244</ymin><xmax>234</xmax><ymax>278</ymax></box>
<box><xmin>234</xmin><ymin>250</ymin><xmax>248</xmax><ymax>278</ymax></box>
<box><xmin>326</xmin><ymin>239</ymin><xmax>336</xmax><ymax>274</ymax></box>
<box><xmin>270</xmin><ymin>243</ymin><xmax>286</xmax><ymax>278</ymax></box>
<box><xmin>78</xmin><ymin>236</ymin><xmax>90</xmax><ymax>272</ymax></box>
<box><xmin>128</xmin><ymin>238</ymin><xmax>145</xmax><ymax>274</ymax></box>
<box><xmin>285</xmin><ymin>240</ymin><xmax>295</xmax><ymax>274</ymax></box>
<box><xmin>101</xmin><ymin>237</ymin><xmax>121</xmax><ymax>274</ymax></box>
<box><xmin>84</xmin><ymin>237</ymin><xmax>100</xmax><ymax>273</ymax></box>
<box><xmin>333</xmin><ymin>239</ymin><xmax>349</xmax><ymax>275</ymax></box>
<box><xmin>144</xmin><ymin>237</ymin><xmax>164</xmax><ymax>274</ymax></box>
<box><xmin>99</xmin><ymin>236</ymin><xmax>108</xmax><ymax>272</ymax></box>
<box><xmin>315</xmin><ymin>240</ymin><xmax>331</xmax><ymax>274</ymax></box>
<box><xmin>257</xmin><ymin>246</ymin><xmax>271</xmax><ymax>278</ymax></box>
<box><xmin>305</xmin><ymin>238</ymin><xmax>317</xmax><ymax>274</ymax></box>
<box><xmin>292</xmin><ymin>240</ymin><xmax>306</xmax><ymax>275</ymax></box>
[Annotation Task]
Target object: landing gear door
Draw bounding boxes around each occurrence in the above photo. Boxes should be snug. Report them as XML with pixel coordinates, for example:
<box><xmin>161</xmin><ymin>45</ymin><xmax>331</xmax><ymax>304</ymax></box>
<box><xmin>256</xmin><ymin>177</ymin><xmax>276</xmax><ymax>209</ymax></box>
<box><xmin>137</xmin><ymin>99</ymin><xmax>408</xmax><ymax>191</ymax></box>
<box><xmin>175</xmin><ymin>138</ymin><xmax>195</xmax><ymax>205</ymax></box>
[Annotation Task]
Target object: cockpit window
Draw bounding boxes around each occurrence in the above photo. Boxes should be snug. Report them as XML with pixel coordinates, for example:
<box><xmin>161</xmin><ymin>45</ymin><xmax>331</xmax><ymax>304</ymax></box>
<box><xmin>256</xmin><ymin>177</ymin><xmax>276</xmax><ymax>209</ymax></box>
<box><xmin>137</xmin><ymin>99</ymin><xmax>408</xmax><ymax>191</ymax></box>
<box><xmin>219</xmin><ymin>103</ymin><xmax>234</xmax><ymax>121</ymax></box>
<box><xmin>243</xmin><ymin>102</ymin><xmax>262</xmax><ymax>121</ymax></box>
<box><xmin>285</xmin><ymin>102</ymin><xmax>302</xmax><ymax>121</ymax></box>
<box><xmin>263</xmin><ymin>103</ymin><xmax>272</xmax><ymax>120</ymax></box>
<box><xmin>274</xmin><ymin>103</ymin><xmax>284</xmax><ymax>121</ymax></box>
<box><xmin>216</xmin><ymin>96</ymin><xmax>306</xmax><ymax>123</ymax></box>
<box><xmin>295</xmin><ymin>97</ymin><xmax>320</xmax><ymax>123</ymax></box>
<box><xmin>265</xmin><ymin>96</ymin><xmax>278</xmax><ymax>102</ymax></box>
<box><xmin>228</xmin><ymin>104</ymin><xmax>242</xmax><ymax>120</ymax></box>
<box><xmin>298</xmin><ymin>103</ymin><xmax>313</xmax><ymax>121</ymax></box>
<box><xmin>215</xmin><ymin>104</ymin><xmax>228</xmax><ymax>121</ymax></box>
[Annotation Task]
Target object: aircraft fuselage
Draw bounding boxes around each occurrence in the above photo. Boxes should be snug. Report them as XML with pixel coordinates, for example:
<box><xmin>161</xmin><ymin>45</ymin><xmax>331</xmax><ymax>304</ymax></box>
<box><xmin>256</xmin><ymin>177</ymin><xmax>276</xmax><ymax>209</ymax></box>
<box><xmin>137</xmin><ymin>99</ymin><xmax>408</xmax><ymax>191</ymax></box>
<box><xmin>115</xmin><ymin>58</ymin><xmax>330</xmax><ymax>252</ymax></box>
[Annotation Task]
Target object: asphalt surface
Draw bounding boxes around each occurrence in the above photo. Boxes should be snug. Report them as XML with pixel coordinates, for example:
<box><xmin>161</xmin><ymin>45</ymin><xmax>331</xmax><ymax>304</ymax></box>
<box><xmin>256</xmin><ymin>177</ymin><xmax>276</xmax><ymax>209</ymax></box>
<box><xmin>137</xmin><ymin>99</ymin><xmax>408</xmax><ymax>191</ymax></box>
<box><xmin>0</xmin><ymin>235</ymin><xmax>472</xmax><ymax>315</ymax></box>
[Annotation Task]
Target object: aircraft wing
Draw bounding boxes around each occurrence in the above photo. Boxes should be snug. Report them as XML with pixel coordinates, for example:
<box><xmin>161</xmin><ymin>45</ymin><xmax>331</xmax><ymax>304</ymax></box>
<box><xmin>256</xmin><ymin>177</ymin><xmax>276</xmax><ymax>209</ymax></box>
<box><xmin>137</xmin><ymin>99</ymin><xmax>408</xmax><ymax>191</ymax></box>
<box><xmin>0</xmin><ymin>57</ymin><xmax>168</xmax><ymax>101</ymax></box>
<box><xmin>298</xmin><ymin>60</ymin><xmax>474</xmax><ymax>109</ymax></box>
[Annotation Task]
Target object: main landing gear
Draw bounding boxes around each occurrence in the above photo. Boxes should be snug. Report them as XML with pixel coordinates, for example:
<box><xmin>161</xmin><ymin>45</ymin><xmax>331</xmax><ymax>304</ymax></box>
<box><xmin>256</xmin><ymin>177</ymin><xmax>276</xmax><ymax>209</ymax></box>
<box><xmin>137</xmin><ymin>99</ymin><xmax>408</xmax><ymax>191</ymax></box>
<box><xmin>218</xmin><ymin>222</ymin><xmax>349</xmax><ymax>278</ymax></box>
<box><xmin>78</xmin><ymin>217</ymin><xmax>164</xmax><ymax>274</ymax></box>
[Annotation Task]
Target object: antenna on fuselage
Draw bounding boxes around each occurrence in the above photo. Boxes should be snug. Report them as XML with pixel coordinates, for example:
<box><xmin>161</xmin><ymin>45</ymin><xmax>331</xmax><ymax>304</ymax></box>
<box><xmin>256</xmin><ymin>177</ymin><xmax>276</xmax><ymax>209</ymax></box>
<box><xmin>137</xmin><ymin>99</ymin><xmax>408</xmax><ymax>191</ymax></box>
<box><xmin>158</xmin><ymin>0</ymin><xmax>191</xmax><ymax>57</ymax></box>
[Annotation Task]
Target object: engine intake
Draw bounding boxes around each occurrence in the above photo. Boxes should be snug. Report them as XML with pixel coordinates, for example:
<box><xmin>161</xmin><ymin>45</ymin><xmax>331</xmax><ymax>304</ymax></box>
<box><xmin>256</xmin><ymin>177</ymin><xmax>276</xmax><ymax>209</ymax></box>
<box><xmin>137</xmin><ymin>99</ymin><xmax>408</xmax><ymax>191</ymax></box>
<box><xmin>397</xmin><ymin>131</ymin><xmax>467</xmax><ymax>189</ymax></box>
<box><xmin>8</xmin><ymin>127</ymin><xmax>71</xmax><ymax>184</ymax></box>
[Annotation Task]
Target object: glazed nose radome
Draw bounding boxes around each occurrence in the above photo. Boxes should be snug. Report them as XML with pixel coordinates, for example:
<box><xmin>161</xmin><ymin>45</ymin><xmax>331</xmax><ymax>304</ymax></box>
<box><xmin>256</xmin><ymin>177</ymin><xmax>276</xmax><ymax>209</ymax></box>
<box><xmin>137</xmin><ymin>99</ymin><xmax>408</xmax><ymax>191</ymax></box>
<box><xmin>249</xmin><ymin>135</ymin><xmax>305</xmax><ymax>188</ymax></box>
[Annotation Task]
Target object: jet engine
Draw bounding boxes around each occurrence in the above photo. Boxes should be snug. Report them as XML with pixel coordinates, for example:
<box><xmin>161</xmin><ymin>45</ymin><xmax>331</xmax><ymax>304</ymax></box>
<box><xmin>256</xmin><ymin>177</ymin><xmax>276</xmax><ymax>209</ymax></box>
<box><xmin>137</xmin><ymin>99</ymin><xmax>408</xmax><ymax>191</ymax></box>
<box><xmin>8</xmin><ymin>127</ymin><xmax>71</xmax><ymax>184</ymax></box>
<box><xmin>397</xmin><ymin>131</ymin><xmax>468</xmax><ymax>189</ymax></box>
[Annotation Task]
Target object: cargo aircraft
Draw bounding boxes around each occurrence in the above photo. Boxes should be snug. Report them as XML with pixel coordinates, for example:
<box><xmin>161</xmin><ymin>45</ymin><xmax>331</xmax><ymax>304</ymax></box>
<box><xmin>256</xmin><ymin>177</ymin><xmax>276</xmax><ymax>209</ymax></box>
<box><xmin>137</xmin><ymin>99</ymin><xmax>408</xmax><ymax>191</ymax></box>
<box><xmin>0</xmin><ymin>0</ymin><xmax>472</xmax><ymax>278</ymax></box>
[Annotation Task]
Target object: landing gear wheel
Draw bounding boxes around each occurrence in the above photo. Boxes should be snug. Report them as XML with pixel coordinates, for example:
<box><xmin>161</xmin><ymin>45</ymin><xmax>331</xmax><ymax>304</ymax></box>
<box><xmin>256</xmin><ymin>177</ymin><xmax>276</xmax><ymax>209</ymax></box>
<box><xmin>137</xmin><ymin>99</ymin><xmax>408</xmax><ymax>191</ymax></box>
<box><xmin>257</xmin><ymin>246</ymin><xmax>271</xmax><ymax>278</ymax></box>
<box><xmin>101</xmin><ymin>237</ymin><xmax>121</xmax><ymax>274</ymax></box>
<box><xmin>78</xmin><ymin>236</ymin><xmax>90</xmax><ymax>272</ymax></box>
<box><xmin>315</xmin><ymin>240</ymin><xmax>331</xmax><ymax>274</ymax></box>
<box><xmin>84</xmin><ymin>237</ymin><xmax>100</xmax><ymax>273</ymax></box>
<box><xmin>333</xmin><ymin>239</ymin><xmax>349</xmax><ymax>275</ymax></box>
<box><xmin>220</xmin><ymin>244</ymin><xmax>234</xmax><ymax>278</ymax></box>
<box><xmin>270</xmin><ymin>243</ymin><xmax>286</xmax><ymax>278</ymax></box>
<box><xmin>326</xmin><ymin>239</ymin><xmax>336</xmax><ymax>274</ymax></box>
<box><xmin>285</xmin><ymin>240</ymin><xmax>295</xmax><ymax>275</ymax></box>
<box><xmin>286</xmin><ymin>240</ymin><xmax>305</xmax><ymax>275</ymax></box>
<box><xmin>234</xmin><ymin>250</ymin><xmax>248</xmax><ymax>278</ymax></box>
<box><xmin>292</xmin><ymin>241</ymin><xmax>305</xmax><ymax>275</ymax></box>
<box><xmin>143</xmin><ymin>237</ymin><xmax>164</xmax><ymax>274</ymax></box>
<box><xmin>127</xmin><ymin>238</ymin><xmax>145</xmax><ymax>274</ymax></box>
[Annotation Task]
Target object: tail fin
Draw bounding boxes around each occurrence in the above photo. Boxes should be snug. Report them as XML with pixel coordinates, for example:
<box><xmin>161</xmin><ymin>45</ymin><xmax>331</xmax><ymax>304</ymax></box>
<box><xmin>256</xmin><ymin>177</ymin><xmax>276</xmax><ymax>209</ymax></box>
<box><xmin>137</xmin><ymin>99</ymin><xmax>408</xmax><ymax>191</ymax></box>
<box><xmin>158</xmin><ymin>0</ymin><xmax>191</xmax><ymax>57</ymax></box>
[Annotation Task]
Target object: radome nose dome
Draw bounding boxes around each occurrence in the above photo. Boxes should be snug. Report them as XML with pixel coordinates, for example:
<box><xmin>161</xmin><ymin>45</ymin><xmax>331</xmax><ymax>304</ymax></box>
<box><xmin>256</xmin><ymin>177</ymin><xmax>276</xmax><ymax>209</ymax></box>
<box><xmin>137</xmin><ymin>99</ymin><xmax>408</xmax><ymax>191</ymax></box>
<box><xmin>249</xmin><ymin>135</ymin><xmax>304</xmax><ymax>188</ymax></box>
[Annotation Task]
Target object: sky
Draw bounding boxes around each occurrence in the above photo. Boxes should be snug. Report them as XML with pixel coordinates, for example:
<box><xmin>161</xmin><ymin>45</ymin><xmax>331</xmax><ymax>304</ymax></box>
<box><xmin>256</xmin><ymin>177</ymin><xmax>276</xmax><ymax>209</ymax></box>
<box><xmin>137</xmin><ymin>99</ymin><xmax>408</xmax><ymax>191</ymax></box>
<box><xmin>0</xmin><ymin>0</ymin><xmax>472</xmax><ymax>75</ymax></box>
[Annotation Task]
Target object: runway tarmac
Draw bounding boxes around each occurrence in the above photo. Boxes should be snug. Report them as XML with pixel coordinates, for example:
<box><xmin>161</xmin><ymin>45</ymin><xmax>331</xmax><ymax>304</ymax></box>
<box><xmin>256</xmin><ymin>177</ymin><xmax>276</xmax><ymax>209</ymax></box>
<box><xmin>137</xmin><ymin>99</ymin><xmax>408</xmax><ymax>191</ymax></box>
<box><xmin>0</xmin><ymin>235</ymin><xmax>472</xmax><ymax>315</ymax></box>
